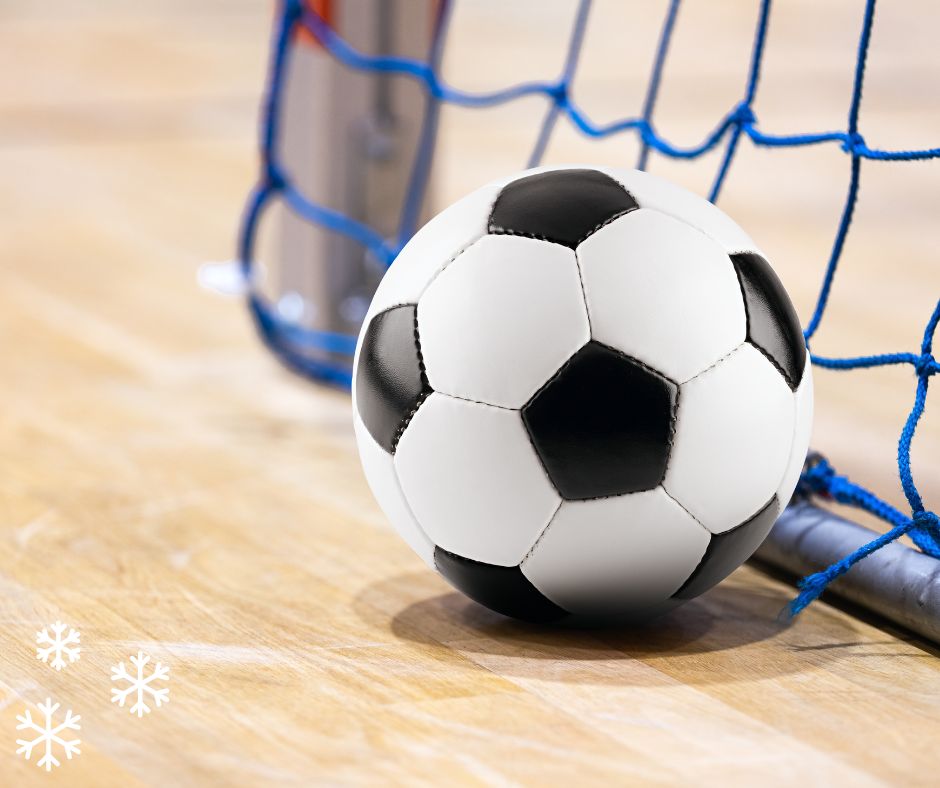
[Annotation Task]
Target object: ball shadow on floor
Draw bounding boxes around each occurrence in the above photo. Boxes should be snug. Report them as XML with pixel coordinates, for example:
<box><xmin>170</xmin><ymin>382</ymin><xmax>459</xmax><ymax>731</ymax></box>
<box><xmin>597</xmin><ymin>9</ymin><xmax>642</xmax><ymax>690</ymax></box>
<box><xmin>353</xmin><ymin>568</ymin><xmax>846</xmax><ymax>685</ymax></box>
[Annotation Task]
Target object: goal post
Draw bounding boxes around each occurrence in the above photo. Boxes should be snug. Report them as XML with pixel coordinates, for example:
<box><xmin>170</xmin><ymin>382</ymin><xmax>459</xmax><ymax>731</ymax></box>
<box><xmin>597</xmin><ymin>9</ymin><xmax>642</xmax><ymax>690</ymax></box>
<box><xmin>258</xmin><ymin>0</ymin><xmax>436</xmax><ymax>372</ymax></box>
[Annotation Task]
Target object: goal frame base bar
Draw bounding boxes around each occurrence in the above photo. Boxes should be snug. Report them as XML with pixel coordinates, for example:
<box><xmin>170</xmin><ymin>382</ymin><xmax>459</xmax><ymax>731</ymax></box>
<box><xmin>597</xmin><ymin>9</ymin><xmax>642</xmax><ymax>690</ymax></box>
<box><xmin>754</xmin><ymin>501</ymin><xmax>940</xmax><ymax>645</ymax></box>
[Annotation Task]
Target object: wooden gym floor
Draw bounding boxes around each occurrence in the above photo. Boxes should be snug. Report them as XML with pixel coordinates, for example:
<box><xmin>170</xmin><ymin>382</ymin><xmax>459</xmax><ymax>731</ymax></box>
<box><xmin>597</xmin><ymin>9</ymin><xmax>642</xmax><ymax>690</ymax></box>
<box><xmin>1</xmin><ymin>1</ymin><xmax>938</xmax><ymax>785</ymax></box>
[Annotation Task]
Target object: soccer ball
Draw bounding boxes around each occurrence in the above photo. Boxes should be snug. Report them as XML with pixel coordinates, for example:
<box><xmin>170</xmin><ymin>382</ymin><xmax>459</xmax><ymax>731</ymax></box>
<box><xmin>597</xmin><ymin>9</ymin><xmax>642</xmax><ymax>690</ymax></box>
<box><xmin>352</xmin><ymin>166</ymin><xmax>813</xmax><ymax>624</ymax></box>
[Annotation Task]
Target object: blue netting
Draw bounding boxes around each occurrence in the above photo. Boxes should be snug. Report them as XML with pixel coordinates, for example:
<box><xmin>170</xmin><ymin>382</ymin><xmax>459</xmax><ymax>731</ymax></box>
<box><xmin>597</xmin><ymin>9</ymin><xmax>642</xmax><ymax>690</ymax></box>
<box><xmin>238</xmin><ymin>0</ymin><xmax>940</xmax><ymax>614</ymax></box>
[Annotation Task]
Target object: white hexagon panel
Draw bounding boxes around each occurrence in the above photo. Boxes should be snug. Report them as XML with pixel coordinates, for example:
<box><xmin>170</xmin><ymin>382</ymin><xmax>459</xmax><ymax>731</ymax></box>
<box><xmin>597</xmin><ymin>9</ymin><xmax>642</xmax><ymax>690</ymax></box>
<box><xmin>394</xmin><ymin>392</ymin><xmax>560</xmax><ymax>566</ymax></box>
<box><xmin>418</xmin><ymin>235</ymin><xmax>590</xmax><ymax>408</ymax></box>
<box><xmin>360</xmin><ymin>177</ymin><xmax>511</xmax><ymax>329</ymax></box>
<box><xmin>578</xmin><ymin>209</ymin><xmax>746</xmax><ymax>384</ymax></box>
<box><xmin>521</xmin><ymin>487</ymin><xmax>710</xmax><ymax>618</ymax></box>
<box><xmin>664</xmin><ymin>343</ymin><xmax>795</xmax><ymax>533</ymax></box>
<box><xmin>352</xmin><ymin>411</ymin><xmax>435</xmax><ymax>568</ymax></box>
<box><xmin>591</xmin><ymin>165</ymin><xmax>764</xmax><ymax>255</ymax></box>
<box><xmin>512</xmin><ymin>164</ymin><xmax>763</xmax><ymax>255</ymax></box>
<box><xmin>776</xmin><ymin>359</ymin><xmax>814</xmax><ymax>504</ymax></box>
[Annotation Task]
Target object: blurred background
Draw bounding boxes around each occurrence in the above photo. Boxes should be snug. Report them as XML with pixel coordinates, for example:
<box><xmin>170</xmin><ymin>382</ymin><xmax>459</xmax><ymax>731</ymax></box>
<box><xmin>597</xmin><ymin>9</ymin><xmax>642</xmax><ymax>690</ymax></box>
<box><xmin>3</xmin><ymin>0</ymin><xmax>939</xmax><ymax>540</ymax></box>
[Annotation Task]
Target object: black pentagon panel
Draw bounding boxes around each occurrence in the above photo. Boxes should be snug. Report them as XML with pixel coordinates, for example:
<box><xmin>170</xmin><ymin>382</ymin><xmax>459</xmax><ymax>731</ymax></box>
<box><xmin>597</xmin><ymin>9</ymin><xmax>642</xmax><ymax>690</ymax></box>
<box><xmin>355</xmin><ymin>305</ymin><xmax>431</xmax><ymax>454</ymax></box>
<box><xmin>488</xmin><ymin>169</ymin><xmax>639</xmax><ymax>249</ymax></box>
<box><xmin>522</xmin><ymin>341</ymin><xmax>677</xmax><ymax>500</ymax></box>
<box><xmin>730</xmin><ymin>252</ymin><xmax>806</xmax><ymax>390</ymax></box>
<box><xmin>672</xmin><ymin>496</ymin><xmax>780</xmax><ymax>600</ymax></box>
<box><xmin>434</xmin><ymin>547</ymin><xmax>569</xmax><ymax>623</ymax></box>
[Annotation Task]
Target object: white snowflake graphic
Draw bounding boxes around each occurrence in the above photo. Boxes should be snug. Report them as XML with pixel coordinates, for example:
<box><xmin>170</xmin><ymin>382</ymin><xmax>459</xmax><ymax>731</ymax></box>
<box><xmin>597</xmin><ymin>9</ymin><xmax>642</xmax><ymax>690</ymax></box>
<box><xmin>111</xmin><ymin>651</ymin><xmax>169</xmax><ymax>717</ymax></box>
<box><xmin>15</xmin><ymin>698</ymin><xmax>81</xmax><ymax>771</ymax></box>
<box><xmin>35</xmin><ymin>621</ymin><xmax>81</xmax><ymax>671</ymax></box>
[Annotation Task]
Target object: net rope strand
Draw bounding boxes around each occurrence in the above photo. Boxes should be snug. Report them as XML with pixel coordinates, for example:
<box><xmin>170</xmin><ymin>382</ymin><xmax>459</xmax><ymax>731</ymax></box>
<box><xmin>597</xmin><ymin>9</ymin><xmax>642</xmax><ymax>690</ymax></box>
<box><xmin>238</xmin><ymin>0</ymin><xmax>940</xmax><ymax>614</ymax></box>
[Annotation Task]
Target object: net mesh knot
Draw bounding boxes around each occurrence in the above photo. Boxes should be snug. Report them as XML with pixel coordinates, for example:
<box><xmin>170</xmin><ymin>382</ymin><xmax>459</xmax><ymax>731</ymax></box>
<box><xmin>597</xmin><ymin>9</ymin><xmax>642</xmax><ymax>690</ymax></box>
<box><xmin>264</xmin><ymin>165</ymin><xmax>286</xmax><ymax>191</ymax></box>
<box><xmin>842</xmin><ymin>131</ymin><xmax>866</xmax><ymax>154</ymax></box>
<box><xmin>731</xmin><ymin>103</ymin><xmax>756</xmax><ymax>127</ymax></box>
<box><xmin>914</xmin><ymin>353</ymin><xmax>938</xmax><ymax>378</ymax></box>
<box><xmin>797</xmin><ymin>453</ymin><xmax>834</xmax><ymax>498</ymax></box>
<box><xmin>548</xmin><ymin>82</ymin><xmax>569</xmax><ymax>105</ymax></box>
<box><xmin>911</xmin><ymin>511</ymin><xmax>940</xmax><ymax>557</ymax></box>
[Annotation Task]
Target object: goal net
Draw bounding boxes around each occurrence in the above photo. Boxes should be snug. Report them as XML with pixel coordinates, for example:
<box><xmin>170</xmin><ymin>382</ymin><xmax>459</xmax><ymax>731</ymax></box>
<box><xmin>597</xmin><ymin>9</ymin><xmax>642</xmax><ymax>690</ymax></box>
<box><xmin>236</xmin><ymin>0</ymin><xmax>940</xmax><ymax>630</ymax></box>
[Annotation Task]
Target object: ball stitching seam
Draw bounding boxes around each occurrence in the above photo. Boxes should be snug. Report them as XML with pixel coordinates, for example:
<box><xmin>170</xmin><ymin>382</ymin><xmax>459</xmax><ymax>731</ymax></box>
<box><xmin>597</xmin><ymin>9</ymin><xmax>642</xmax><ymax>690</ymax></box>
<box><xmin>389</xmin><ymin>309</ymin><xmax>432</xmax><ymax>453</ymax></box>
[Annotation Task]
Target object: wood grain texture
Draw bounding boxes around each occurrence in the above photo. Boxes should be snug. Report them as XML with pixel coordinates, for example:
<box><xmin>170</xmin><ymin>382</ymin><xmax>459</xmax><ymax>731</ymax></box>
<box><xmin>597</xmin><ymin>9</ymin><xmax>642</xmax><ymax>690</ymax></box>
<box><xmin>1</xmin><ymin>1</ymin><xmax>939</xmax><ymax>785</ymax></box>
